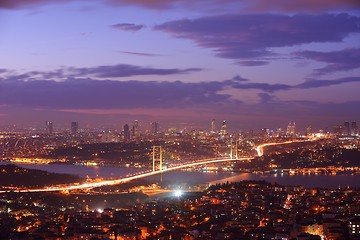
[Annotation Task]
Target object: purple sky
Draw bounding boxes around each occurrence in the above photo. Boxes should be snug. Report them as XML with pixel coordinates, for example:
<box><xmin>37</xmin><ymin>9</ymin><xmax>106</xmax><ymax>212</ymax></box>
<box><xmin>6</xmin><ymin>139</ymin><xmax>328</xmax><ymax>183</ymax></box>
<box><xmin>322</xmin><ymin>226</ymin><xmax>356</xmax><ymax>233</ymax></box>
<box><xmin>0</xmin><ymin>0</ymin><xmax>359</xmax><ymax>131</ymax></box>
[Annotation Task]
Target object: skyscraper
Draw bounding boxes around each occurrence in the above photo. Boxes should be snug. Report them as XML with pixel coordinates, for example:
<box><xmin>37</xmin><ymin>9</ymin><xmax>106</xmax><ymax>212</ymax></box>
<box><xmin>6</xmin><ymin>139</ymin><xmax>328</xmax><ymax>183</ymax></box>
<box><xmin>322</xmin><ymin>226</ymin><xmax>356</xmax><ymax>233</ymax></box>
<box><xmin>344</xmin><ymin>121</ymin><xmax>350</xmax><ymax>136</ymax></box>
<box><xmin>286</xmin><ymin>122</ymin><xmax>296</xmax><ymax>136</ymax></box>
<box><xmin>351</xmin><ymin>121</ymin><xmax>358</xmax><ymax>136</ymax></box>
<box><xmin>151</xmin><ymin>122</ymin><xmax>159</xmax><ymax>135</ymax></box>
<box><xmin>306</xmin><ymin>126</ymin><xmax>312</xmax><ymax>136</ymax></box>
<box><xmin>71</xmin><ymin>122</ymin><xmax>78</xmax><ymax>134</ymax></box>
<box><xmin>132</xmin><ymin>120</ymin><xmax>139</xmax><ymax>139</ymax></box>
<box><xmin>211</xmin><ymin>119</ymin><xmax>216</xmax><ymax>133</ymax></box>
<box><xmin>46</xmin><ymin>121</ymin><xmax>53</xmax><ymax>134</ymax></box>
<box><xmin>334</xmin><ymin>125</ymin><xmax>344</xmax><ymax>136</ymax></box>
<box><xmin>220</xmin><ymin>120</ymin><xmax>227</xmax><ymax>135</ymax></box>
<box><xmin>123</xmin><ymin>124</ymin><xmax>130</xmax><ymax>142</ymax></box>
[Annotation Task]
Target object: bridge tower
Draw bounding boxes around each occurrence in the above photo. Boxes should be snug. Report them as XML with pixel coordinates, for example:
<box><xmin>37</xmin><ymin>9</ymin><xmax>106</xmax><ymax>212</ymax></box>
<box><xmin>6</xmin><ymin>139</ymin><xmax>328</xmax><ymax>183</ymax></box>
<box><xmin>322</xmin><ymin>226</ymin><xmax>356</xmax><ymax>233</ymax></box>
<box><xmin>152</xmin><ymin>146</ymin><xmax>163</xmax><ymax>172</ymax></box>
<box><xmin>230</xmin><ymin>140</ymin><xmax>239</xmax><ymax>159</ymax></box>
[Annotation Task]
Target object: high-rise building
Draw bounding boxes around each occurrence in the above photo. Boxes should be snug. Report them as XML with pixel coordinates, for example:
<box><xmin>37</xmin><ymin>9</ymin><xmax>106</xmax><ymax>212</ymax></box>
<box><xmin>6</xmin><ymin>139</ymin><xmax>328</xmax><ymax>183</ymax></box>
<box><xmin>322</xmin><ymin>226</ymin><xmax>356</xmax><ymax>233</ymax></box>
<box><xmin>46</xmin><ymin>121</ymin><xmax>53</xmax><ymax>135</ymax></box>
<box><xmin>344</xmin><ymin>121</ymin><xmax>350</xmax><ymax>136</ymax></box>
<box><xmin>132</xmin><ymin>120</ymin><xmax>139</xmax><ymax>139</ymax></box>
<box><xmin>123</xmin><ymin>124</ymin><xmax>130</xmax><ymax>142</ymax></box>
<box><xmin>351</xmin><ymin>121</ymin><xmax>358</xmax><ymax>136</ymax></box>
<box><xmin>286</xmin><ymin>122</ymin><xmax>296</xmax><ymax>136</ymax></box>
<box><xmin>306</xmin><ymin>126</ymin><xmax>312</xmax><ymax>136</ymax></box>
<box><xmin>262</xmin><ymin>128</ymin><xmax>270</xmax><ymax>138</ymax></box>
<box><xmin>71</xmin><ymin>122</ymin><xmax>78</xmax><ymax>134</ymax></box>
<box><xmin>220</xmin><ymin>120</ymin><xmax>227</xmax><ymax>135</ymax></box>
<box><xmin>151</xmin><ymin>122</ymin><xmax>159</xmax><ymax>135</ymax></box>
<box><xmin>211</xmin><ymin>119</ymin><xmax>216</xmax><ymax>133</ymax></box>
<box><xmin>334</xmin><ymin>125</ymin><xmax>343</xmax><ymax>136</ymax></box>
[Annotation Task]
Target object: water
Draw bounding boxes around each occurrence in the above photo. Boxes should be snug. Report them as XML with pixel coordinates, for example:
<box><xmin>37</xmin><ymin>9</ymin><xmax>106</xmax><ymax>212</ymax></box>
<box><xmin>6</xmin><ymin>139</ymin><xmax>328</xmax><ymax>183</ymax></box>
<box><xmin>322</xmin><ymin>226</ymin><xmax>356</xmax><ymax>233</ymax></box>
<box><xmin>0</xmin><ymin>162</ymin><xmax>141</xmax><ymax>178</ymax></box>
<box><xmin>2</xmin><ymin>162</ymin><xmax>360</xmax><ymax>189</ymax></box>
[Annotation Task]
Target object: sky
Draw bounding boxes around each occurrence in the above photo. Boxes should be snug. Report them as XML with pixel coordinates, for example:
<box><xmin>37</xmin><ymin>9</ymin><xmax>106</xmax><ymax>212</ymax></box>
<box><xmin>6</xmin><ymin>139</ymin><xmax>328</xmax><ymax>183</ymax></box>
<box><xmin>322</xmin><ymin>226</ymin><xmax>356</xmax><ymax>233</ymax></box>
<box><xmin>0</xmin><ymin>0</ymin><xmax>359</xmax><ymax>132</ymax></box>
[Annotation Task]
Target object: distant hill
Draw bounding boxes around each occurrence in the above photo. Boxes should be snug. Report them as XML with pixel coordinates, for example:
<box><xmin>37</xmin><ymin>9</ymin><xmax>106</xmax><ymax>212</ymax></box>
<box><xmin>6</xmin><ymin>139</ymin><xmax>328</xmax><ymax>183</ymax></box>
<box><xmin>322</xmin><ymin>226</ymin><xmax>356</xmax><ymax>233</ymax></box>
<box><xmin>0</xmin><ymin>164</ymin><xmax>82</xmax><ymax>188</ymax></box>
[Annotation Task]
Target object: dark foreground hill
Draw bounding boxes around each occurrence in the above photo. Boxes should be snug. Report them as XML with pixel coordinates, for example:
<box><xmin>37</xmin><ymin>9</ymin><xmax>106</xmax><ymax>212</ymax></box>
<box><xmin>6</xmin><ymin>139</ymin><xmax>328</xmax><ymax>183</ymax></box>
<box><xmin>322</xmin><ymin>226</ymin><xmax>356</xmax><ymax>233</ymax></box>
<box><xmin>0</xmin><ymin>164</ymin><xmax>82</xmax><ymax>188</ymax></box>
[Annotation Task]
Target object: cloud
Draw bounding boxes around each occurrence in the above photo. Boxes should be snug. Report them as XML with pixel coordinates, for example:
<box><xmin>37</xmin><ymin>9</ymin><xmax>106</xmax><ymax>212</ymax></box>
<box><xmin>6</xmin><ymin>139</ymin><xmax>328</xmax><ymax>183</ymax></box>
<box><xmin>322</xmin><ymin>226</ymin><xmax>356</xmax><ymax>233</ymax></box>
<box><xmin>0</xmin><ymin>74</ymin><xmax>359</xmax><ymax>129</ymax></box>
<box><xmin>107</xmin><ymin>0</ymin><xmax>360</xmax><ymax>12</ymax></box>
<box><xmin>296</xmin><ymin>77</ymin><xmax>360</xmax><ymax>89</ymax></box>
<box><xmin>2</xmin><ymin>0</ymin><xmax>358</xmax><ymax>13</ymax></box>
<box><xmin>155</xmin><ymin>13</ymin><xmax>360</xmax><ymax>62</ymax></box>
<box><xmin>4</xmin><ymin>64</ymin><xmax>202</xmax><ymax>80</ymax></box>
<box><xmin>1</xmin><ymin>69</ymin><xmax>359</xmax><ymax>112</ymax></box>
<box><xmin>228</xmin><ymin>76</ymin><xmax>360</xmax><ymax>92</ymax></box>
<box><xmin>110</xmin><ymin>23</ymin><xmax>144</xmax><ymax>32</ymax></box>
<box><xmin>237</xmin><ymin>61</ymin><xmax>269</xmax><ymax>66</ymax></box>
<box><xmin>231</xmin><ymin>75</ymin><xmax>249</xmax><ymax>82</ymax></box>
<box><xmin>295</xmin><ymin>48</ymin><xmax>360</xmax><ymax>75</ymax></box>
<box><xmin>0</xmin><ymin>0</ymin><xmax>68</xmax><ymax>9</ymax></box>
<box><xmin>66</xmin><ymin>64</ymin><xmax>202</xmax><ymax>78</ymax></box>
<box><xmin>258</xmin><ymin>93</ymin><xmax>275</xmax><ymax>103</ymax></box>
<box><xmin>0</xmin><ymin>78</ymin><xmax>232</xmax><ymax>110</ymax></box>
<box><xmin>244</xmin><ymin>0</ymin><xmax>360</xmax><ymax>12</ymax></box>
<box><xmin>119</xmin><ymin>51</ymin><xmax>163</xmax><ymax>57</ymax></box>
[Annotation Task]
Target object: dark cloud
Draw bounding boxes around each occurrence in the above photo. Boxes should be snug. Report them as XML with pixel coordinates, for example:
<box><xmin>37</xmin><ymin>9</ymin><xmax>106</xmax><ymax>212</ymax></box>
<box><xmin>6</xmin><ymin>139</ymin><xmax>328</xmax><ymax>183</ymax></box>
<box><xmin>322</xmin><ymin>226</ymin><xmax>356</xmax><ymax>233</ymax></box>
<box><xmin>296</xmin><ymin>48</ymin><xmax>360</xmax><ymax>75</ymax></box>
<box><xmin>0</xmin><ymin>75</ymin><xmax>359</xmax><ymax>129</ymax></box>
<box><xmin>155</xmin><ymin>13</ymin><xmax>360</xmax><ymax>61</ymax></box>
<box><xmin>237</xmin><ymin>61</ymin><xmax>269</xmax><ymax>66</ymax></box>
<box><xmin>296</xmin><ymin>77</ymin><xmax>360</xmax><ymax>89</ymax></box>
<box><xmin>228</xmin><ymin>76</ymin><xmax>360</xmax><ymax>92</ymax></box>
<box><xmin>231</xmin><ymin>75</ymin><xmax>249</xmax><ymax>82</ymax></box>
<box><xmin>0</xmin><ymin>64</ymin><xmax>202</xmax><ymax>80</ymax></box>
<box><xmin>6</xmin><ymin>64</ymin><xmax>202</xmax><ymax>80</ymax></box>
<box><xmin>119</xmin><ymin>51</ymin><xmax>163</xmax><ymax>57</ymax></box>
<box><xmin>0</xmin><ymin>0</ymin><xmax>69</xmax><ymax>9</ymax></box>
<box><xmin>107</xmin><ymin>0</ymin><xmax>360</xmax><ymax>12</ymax></box>
<box><xmin>1</xmin><ymin>70</ymin><xmax>359</xmax><ymax>112</ymax></box>
<box><xmin>244</xmin><ymin>0</ymin><xmax>360</xmax><ymax>12</ymax></box>
<box><xmin>66</xmin><ymin>64</ymin><xmax>202</xmax><ymax>78</ymax></box>
<box><xmin>110</xmin><ymin>23</ymin><xmax>144</xmax><ymax>32</ymax></box>
<box><xmin>0</xmin><ymin>78</ymin><xmax>232</xmax><ymax>110</ymax></box>
<box><xmin>258</xmin><ymin>93</ymin><xmax>275</xmax><ymax>103</ymax></box>
<box><xmin>229</xmin><ymin>81</ymin><xmax>291</xmax><ymax>92</ymax></box>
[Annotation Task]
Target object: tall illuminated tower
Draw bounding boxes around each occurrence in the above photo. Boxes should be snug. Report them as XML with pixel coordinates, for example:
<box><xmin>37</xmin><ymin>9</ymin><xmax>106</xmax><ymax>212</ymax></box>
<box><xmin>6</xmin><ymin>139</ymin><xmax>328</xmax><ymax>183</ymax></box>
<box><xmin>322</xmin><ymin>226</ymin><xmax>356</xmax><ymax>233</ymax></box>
<box><xmin>220</xmin><ymin>120</ymin><xmax>227</xmax><ymax>135</ymax></box>
<box><xmin>211</xmin><ymin>119</ymin><xmax>216</xmax><ymax>133</ymax></box>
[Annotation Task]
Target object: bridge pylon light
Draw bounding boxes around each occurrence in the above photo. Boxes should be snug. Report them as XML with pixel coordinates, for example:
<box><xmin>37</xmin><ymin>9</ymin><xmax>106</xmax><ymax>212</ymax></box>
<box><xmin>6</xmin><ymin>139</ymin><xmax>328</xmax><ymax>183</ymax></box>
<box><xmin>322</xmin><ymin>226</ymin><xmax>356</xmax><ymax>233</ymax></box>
<box><xmin>152</xmin><ymin>146</ymin><xmax>163</xmax><ymax>172</ymax></box>
<box><xmin>229</xmin><ymin>139</ymin><xmax>239</xmax><ymax>159</ymax></box>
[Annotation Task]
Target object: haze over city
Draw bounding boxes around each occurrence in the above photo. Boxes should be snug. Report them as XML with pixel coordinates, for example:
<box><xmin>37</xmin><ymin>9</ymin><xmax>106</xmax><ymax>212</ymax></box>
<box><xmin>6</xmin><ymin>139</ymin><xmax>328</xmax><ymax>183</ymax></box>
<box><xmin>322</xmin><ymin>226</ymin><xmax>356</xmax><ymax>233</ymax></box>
<box><xmin>0</xmin><ymin>0</ymin><xmax>359</xmax><ymax>130</ymax></box>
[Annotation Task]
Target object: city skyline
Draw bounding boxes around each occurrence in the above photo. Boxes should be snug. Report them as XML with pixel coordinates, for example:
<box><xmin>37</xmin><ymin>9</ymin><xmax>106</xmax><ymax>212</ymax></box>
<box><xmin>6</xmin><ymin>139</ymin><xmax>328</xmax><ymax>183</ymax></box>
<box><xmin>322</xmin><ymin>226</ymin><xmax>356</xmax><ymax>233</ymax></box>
<box><xmin>0</xmin><ymin>0</ymin><xmax>360</xmax><ymax>129</ymax></box>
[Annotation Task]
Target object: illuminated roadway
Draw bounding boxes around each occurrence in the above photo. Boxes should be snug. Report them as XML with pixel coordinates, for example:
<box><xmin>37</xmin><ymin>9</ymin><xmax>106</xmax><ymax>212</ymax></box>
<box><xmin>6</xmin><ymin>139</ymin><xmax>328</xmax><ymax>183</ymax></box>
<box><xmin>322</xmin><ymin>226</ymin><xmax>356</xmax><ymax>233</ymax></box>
<box><xmin>2</xmin><ymin>157</ymin><xmax>251</xmax><ymax>193</ymax></box>
<box><xmin>255</xmin><ymin>139</ymin><xmax>313</xmax><ymax>157</ymax></box>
